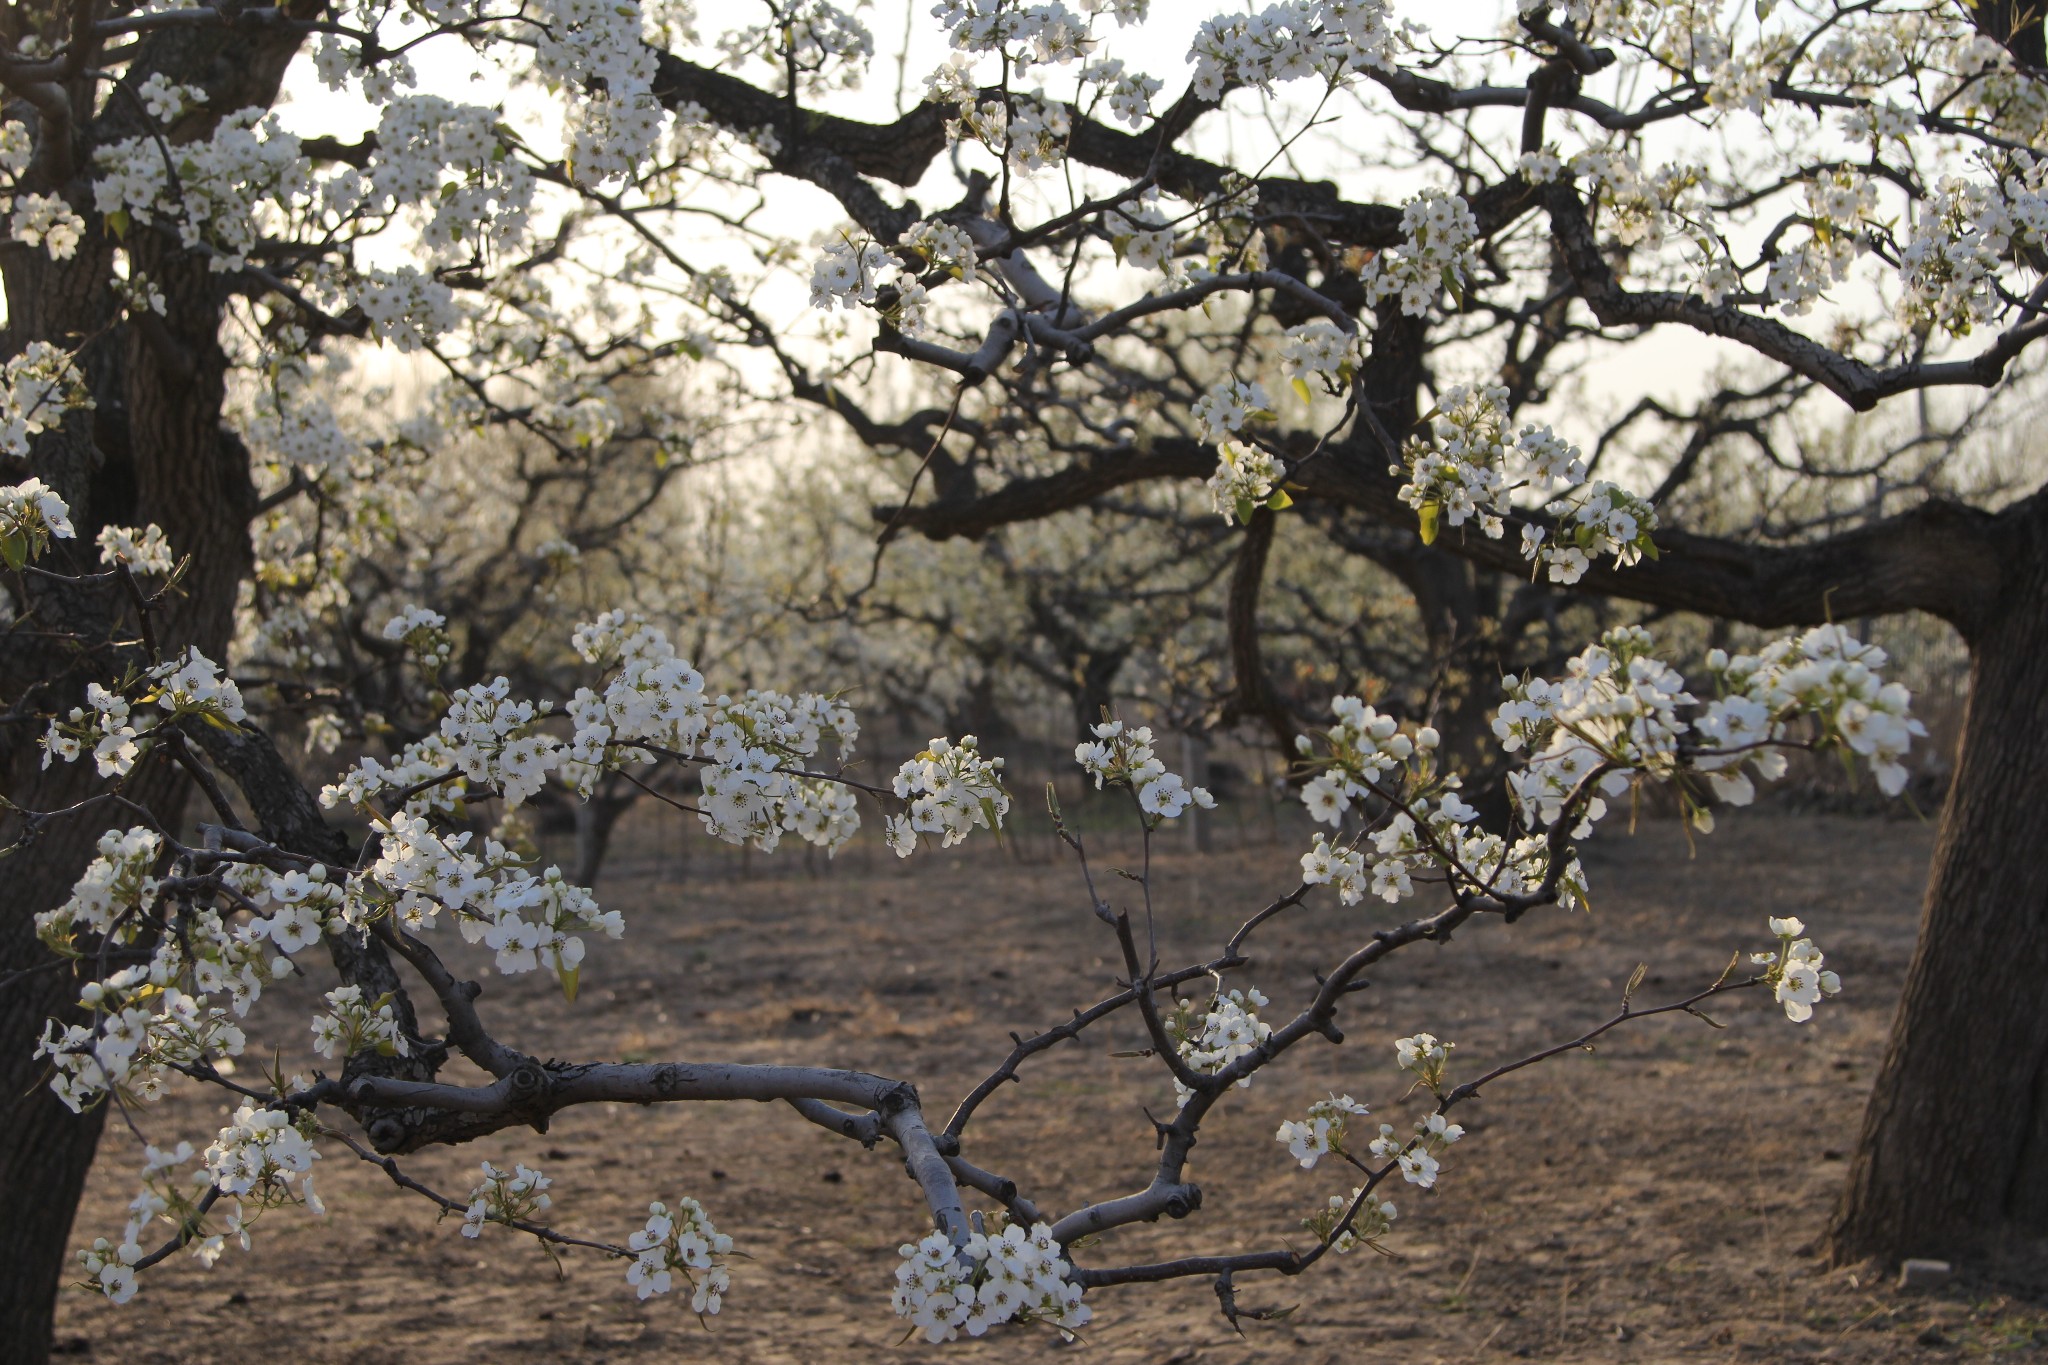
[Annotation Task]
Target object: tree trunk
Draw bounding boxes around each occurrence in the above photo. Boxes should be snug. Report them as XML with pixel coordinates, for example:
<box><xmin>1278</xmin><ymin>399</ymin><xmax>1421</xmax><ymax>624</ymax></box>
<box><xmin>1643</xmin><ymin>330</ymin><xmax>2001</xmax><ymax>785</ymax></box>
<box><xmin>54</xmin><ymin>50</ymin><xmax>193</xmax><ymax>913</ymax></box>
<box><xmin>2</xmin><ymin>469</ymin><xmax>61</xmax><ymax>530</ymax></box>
<box><xmin>0</xmin><ymin>186</ymin><xmax>249</xmax><ymax>1365</ymax></box>
<box><xmin>0</xmin><ymin>781</ymin><xmax>118</xmax><ymax>1363</ymax></box>
<box><xmin>573</xmin><ymin>786</ymin><xmax>638</xmax><ymax>890</ymax></box>
<box><xmin>0</xmin><ymin>17</ymin><xmax>318</xmax><ymax>1360</ymax></box>
<box><xmin>1830</xmin><ymin>517</ymin><xmax>2048</xmax><ymax>1266</ymax></box>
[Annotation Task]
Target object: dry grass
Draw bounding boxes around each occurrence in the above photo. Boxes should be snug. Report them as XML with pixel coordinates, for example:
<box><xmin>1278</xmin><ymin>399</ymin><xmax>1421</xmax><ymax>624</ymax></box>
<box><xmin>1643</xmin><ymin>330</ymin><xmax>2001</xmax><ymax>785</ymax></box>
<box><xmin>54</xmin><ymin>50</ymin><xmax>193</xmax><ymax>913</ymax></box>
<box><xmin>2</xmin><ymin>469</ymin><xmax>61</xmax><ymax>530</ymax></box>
<box><xmin>53</xmin><ymin>810</ymin><xmax>2048</xmax><ymax>1363</ymax></box>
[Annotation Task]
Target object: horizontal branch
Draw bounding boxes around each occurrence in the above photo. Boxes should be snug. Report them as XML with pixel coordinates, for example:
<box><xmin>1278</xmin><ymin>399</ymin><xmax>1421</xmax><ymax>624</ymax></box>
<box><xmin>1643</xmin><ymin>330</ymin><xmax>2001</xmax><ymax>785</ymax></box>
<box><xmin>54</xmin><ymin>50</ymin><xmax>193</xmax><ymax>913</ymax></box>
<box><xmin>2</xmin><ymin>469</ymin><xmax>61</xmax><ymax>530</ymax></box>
<box><xmin>881</xmin><ymin>423</ymin><xmax>2021</xmax><ymax>635</ymax></box>
<box><xmin>1545</xmin><ymin>183</ymin><xmax>2048</xmax><ymax>412</ymax></box>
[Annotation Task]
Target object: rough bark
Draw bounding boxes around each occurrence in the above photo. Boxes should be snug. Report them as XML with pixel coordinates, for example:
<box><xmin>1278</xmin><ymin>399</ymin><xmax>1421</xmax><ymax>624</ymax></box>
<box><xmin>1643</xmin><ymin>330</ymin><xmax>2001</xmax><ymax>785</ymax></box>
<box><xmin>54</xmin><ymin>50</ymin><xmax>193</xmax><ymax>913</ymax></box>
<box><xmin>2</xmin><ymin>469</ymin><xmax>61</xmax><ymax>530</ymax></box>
<box><xmin>0</xmin><ymin>763</ymin><xmax>160</xmax><ymax>1364</ymax></box>
<box><xmin>0</xmin><ymin>11</ymin><xmax>328</xmax><ymax>1353</ymax></box>
<box><xmin>1829</xmin><ymin>501</ymin><xmax>2048</xmax><ymax>1266</ymax></box>
<box><xmin>0</xmin><ymin>229</ymin><xmax>136</xmax><ymax>1365</ymax></box>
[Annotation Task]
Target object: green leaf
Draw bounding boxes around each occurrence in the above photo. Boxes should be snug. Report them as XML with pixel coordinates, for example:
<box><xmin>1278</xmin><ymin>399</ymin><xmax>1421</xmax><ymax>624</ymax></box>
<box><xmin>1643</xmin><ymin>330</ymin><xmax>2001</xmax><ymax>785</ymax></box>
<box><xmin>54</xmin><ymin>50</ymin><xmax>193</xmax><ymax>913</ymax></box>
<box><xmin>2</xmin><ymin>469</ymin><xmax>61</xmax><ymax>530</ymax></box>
<box><xmin>559</xmin><ymin>965</ymin><xmax>581</xmax><ymax>1003</ymax></box>
<box><xmin>1235</xmin><ymin>495</ymin><xmax>1258</xmax><ymax>524</ymax></box>
<box><xmin>1291</xmin><ymin>376</ymin><xmax>1315</xmax><ymax>407</ymax></box>
<box><xmin>978</xmin><ymin>795</ymin><xmax>1004</xmax><ymax>845</ymax></box>
<box><xmin>1265</xmin><ymin>488</ymin><xmax>1294</xmax><ymax>511</ymax></box>
<box><xmin>1418</xmin><ymin>501</ymin><xmax>1441</xmax><ymax>546</ymax></box>
<box><xmin>105</xmin><ymin>209</ymin><xmax>130</xmax><ymax>241</ymax></box>
<box><xmin>0</xmin><ymin>529</ymin><xmax>27</xmax><ymax>571</ymax></box>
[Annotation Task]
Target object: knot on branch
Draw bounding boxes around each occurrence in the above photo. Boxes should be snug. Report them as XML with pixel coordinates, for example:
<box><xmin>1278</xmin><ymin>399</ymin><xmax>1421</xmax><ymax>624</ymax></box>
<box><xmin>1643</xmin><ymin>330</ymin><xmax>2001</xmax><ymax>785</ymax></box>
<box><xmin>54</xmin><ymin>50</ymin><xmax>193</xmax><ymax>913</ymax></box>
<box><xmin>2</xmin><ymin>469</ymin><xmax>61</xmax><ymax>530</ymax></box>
<box><xmin>506</xmin><ymin>1062</ymin><xmax>549</xmax><ymax>1102</ymax></box>
<box><xmin>1527</xmin><ymin>56</ymin><xmax>1584</xmax><ymax>106</ymax></box>
<box><xmin>1163</xmin><ymin>1183</ymin><xmax>1203</xmax><ymax>1219</ymax></box>
<box><xmin>877</xmin><ymin>1079</ymin><xmax>922</xmax><ymax>1115</ymax></box>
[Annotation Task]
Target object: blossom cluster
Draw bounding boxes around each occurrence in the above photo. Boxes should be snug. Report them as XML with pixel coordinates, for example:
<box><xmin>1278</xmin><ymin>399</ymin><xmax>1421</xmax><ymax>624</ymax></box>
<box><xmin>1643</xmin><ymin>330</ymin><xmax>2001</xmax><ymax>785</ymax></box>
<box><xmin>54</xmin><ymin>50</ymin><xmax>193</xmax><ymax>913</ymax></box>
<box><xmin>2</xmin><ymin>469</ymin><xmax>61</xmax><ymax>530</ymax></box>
<box><xmin>1361</xmin><ymin>189</ymin><xmax>1478</xmax><ymax>317</ymax></box>
<box><xmin>1191</xmin><ymin>375</ymin><xmax>1273</xmax><ymax>443</ymax></box>
<box><xmin>75</xmin><ymin>1143</ymin><xmax>214</xmax><ymax>1303</ymax></box>
<box><xmin>309</xmin><ymin>985</ymin><xmax>409</xmax><ymax>1060</ymax></box>
<box><xmin>626</xmin><ymin>1197</ymin><xmax>734</xmax><ymax>1315</ymax></box>
<box><xmin>1073</xmin><ymin>718</ymin><xmax>1215</xmax><ymax>820</ymax></box>
<box><xmin>335</xmin><ymin>613</ymin><xmax>868</xmax><ymax>858</ymax></box>
<box><xmin>1301</xmin><ymin>1187</ymin><xmax>1397</xmax><ymax>1253</ymax></box>
<box><xmin>1394</xmin><ymin>1031</ymin><xmax>1451</xmax><ymax>1090</ymax></box>
<box><xmin>1392</xmin><ymin>382</ymin><xmax>1646</xmax><ymax>582</ymax></box>
<box><xmin>1107</xmin><ymin>199</ymin><xmax>1177</xmax><ymax>271</ymax></box>
<box><xmin>531</xmin><ymin>0</ymin><xmax>666</xmax><ymax>185</ymax></box>
<box><xmin>1359</xmin><ymin>791</ymin><xmax>1590</xmax><ymax>911</ymax></box>
<box><xmin>1</xmin><ymin>114</ymin><xmax>83</xmax><ymax>260</ymax></box>
<box><xmin>96</xmin><ymin>523</ymin><xmax>176</xmax><ymax>574</ymax></box>
<box><xmin>887</xmin><ymin>736</ymin><xmax>1011</xmax><ymax>856</ymax></box>
<box><xmin>1518</xmin><ymin>481</ymin><xmax>1659</xmax><ymax>585</ymax></box>
<box><xmin>205</xmin><ymin>1104</ymin><xmax>322</xmax><ymax>1207</ymax></box>
<box><xmin>1495</xmin><ymin>625</ymin><xmax>1701</xmax><ymax>832</ymax></box>
<box><xmin>461</xmin><ymin>1162</ymin><xmax>553</xmax><ymax>1238</ymax></box>
<box><xmin>892</xmin><ymin>1223</ymin><xmax>1090</xmax><ymax>1343</ymax></box>
<box><xmin>1759</xmin><ymin>167</ymin><xmax>1878</xmax><ymax>316</ymax></box>
<box><xmin>1187</xmin><ymin>0</ymin><xmax>1402</xmax><ymax>99</ymax></box>
<box><xmin>1559</xmin><ymin>145</ymin><xmax>1706</xmax><ymax>255</ymax></box>
<box><xmin>1275</xmin><ymin>1093</ymin><xmax>1371</xmax><ymax>1168</ymax></box>
<box><xmin>352</xmin><ymin>267</ymin><xmax>462</xmax><ymax>353</ymax></box>
<box><xmin>1082</xmin><ymin>57</ymin><xmax>1163</xmax><ymax>127</ymax></box>
<box><xmin>1369</xmin><ymin>1112</ymin><xmax>1465</xmax><ymax>1188</ymax></box>
<box><xmin>718</xmin><ymin>1</ymin><xmax>876</xmax><ymax>96</ymax></box>
<box><xmin>932</xmin><ymin>0</ymin><xmax>1102</xmax><ymax>69</ymax></box>
<box><xmin>10</xmin><ymin>191</ymin><xmax>84</xmax><ymax>260</ymax></box>
<box><xmin>1299</xmin><ymin>832</ymin><xmax>1368</xmax><ymax>903</ymax></box>
<box><xmin>1296</xmin><ymin>694</ymin><xmax>1437</xmax><ymax>826</ymax></box>
<box><xmin>1167</xmin><ymin>986</ymin><xmax>1271</xmax><ymax>1103</ymax></box>
<box><xmin>1497</xmin><ymin>624</ymin><xmax>1925</xmax><ymax>839</ymax></box>
<box><xmin>1280</xmin><ymin>318</ymin><xmax>1356</xmax><ymax>392</ymax></box>
<box><xmin>0</xmin><ymin>345</ymin><xmax>92</xmax><ymax>459</ymax></box>
<box><xmin>354</xmin><ymin>96</ymin><xmax>535</xmax><ymax>262</ymax></box>
<box><xmin>94</xmin><ymin>108</ymin><xmax>310</xmax><ymax>271</ymax></box>
<box><xmin>809</xmin><ymin>223</ymin><xmax>968</xmax><ymax>337</ymax></box>
<box><xmin>1</xmin><ymin>475</ymin><xmax>76</xmax><ymax>566</ymax></box>
<box><xmin>940</xmin><ymin>91</ymin><xmax>1073</xmax><ymax>174</ymax></box>
<box><xmin>1756</xmin><ymin>915</ymin><xmax>1843</xmax><ymax>1022</ymax></box>
<box><xmin>1898</xmin><ymin>165</ymin><xmax>2048</xmax><ymax>337</ymax></box>
<box><xmin>1286</xmin><ymin>690</ymin><xmax>1597</xmax><ymax>911</ymax></box>
<box><xmin>1702</xmin><ymin>627</ymin><xmax>1923</xmax><ymax>798</ymax></box>
<box><xmin>1206</xmin><ymin>440</ymin><xmax>1285</xmax><ymax>525</ymax></box>
<box><xmin>41</xmin><ymin>648</ymin><xmax>245</xmax><ymax>780</ymax></box>
<box><xmin>37</xmin><ymin>965</ymin><xmax>251</xmax><ymax>1114</ymax></box>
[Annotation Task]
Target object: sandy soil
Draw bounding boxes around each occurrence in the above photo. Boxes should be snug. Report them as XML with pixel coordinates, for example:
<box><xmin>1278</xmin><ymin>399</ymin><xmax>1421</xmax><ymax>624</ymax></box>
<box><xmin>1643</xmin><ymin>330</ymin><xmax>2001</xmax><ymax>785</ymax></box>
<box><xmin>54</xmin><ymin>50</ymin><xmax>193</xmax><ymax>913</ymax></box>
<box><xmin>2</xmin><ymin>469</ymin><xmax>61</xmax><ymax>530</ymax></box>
<box><xmin>51</xmin><ymin>810</ymin><xmax>2048</xmax><ymax>1363</ymax></box>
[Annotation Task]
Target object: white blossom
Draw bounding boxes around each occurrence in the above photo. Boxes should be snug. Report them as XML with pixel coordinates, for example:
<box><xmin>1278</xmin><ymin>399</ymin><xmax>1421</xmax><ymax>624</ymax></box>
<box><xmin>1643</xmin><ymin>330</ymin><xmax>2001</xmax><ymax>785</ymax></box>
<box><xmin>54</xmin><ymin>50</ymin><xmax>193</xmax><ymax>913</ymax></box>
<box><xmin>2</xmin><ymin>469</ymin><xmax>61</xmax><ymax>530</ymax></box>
<box><xmin>892</xmin><ymin>1222</ymin><xmax>1089</xmax><ymax>1342</ymax></box>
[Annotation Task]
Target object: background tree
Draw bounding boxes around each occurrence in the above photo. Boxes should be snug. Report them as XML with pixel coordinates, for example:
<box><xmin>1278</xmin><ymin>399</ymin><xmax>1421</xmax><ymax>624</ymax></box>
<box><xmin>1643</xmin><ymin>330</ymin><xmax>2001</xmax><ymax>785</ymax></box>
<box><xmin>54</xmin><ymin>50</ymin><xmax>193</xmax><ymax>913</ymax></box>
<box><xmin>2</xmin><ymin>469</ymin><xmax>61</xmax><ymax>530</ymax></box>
<box><xmin>709</xmin><ymin>0</ymin><xmax>2048</xmax><ymax>1266</ymax></box>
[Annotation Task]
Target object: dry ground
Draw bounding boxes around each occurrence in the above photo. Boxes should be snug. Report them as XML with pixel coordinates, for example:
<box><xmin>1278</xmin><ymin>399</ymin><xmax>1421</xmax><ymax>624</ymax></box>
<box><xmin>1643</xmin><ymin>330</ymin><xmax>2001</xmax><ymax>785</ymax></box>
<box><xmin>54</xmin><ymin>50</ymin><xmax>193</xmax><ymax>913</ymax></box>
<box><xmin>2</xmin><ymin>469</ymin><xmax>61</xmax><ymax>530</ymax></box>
<box><xmin>52</xmin><ymin>810</ymin><xmax>2048</xmax><ymax>1363</ymax></box>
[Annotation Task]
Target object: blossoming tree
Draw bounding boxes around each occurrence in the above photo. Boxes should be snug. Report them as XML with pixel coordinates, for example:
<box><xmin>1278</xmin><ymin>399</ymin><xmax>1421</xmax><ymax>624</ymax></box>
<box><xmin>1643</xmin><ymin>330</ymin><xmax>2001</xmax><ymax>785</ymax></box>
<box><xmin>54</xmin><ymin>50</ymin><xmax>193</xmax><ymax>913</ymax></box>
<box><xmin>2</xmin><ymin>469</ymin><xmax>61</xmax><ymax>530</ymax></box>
<box><xmin>0</xmin><ymin>0</ymin><xmax>2033</xmax><ymax>1359</ymax></box>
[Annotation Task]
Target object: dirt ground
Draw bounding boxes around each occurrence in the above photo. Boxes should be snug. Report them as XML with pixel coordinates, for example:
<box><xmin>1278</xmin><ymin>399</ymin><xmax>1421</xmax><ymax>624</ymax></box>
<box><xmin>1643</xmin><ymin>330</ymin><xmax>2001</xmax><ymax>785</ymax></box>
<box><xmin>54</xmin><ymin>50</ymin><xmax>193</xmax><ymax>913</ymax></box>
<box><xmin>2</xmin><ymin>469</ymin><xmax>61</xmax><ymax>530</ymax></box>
<box><xmin>52</xmin><ymin>810</ymin><xmax>2048</xmax><ymax>1363</ymax></box>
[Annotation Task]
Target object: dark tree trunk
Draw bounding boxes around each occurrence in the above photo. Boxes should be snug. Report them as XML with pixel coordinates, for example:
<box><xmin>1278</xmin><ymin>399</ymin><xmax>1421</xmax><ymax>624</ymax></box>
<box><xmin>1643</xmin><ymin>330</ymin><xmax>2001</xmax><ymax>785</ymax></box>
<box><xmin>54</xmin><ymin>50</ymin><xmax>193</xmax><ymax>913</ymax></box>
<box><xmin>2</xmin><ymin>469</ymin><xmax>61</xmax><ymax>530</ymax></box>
<box><xmin>1</xmin><ymin>15</ymin><xmax>334</xmax><ymax>1361</ymax></box>
<box><xmin>573</xmin><ymin>786</ymin><xmax>639</xmax><ymax>890</ymax></box>
<box><xmin>0</xmin><ymin>154</ymin><xmax>248</xmax><ymax>1365</ymax></box>
<box><xmin>1829</xmin><ymin>508</ymin><xmax>2048</xmax><ymax>1266</ymax></box>
<box><xmin>0</xmin><ymin>780</ymin><xmax>117</xmax><ymax>1363</ymax></box>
